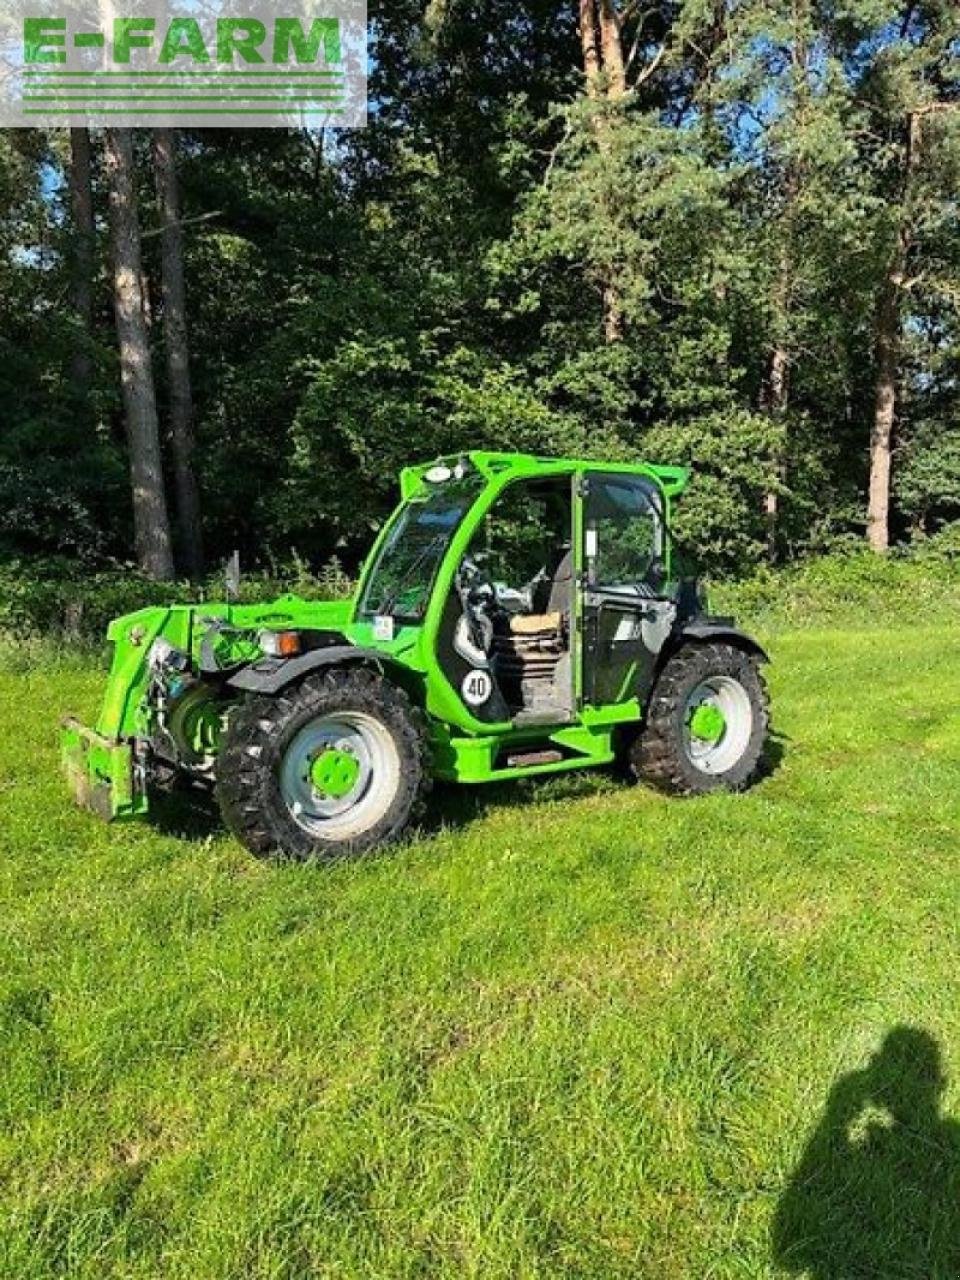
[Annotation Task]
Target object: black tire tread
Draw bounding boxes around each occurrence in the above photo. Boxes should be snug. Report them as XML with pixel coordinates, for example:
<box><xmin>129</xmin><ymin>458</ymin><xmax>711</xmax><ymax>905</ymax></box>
<box><xmin>633</xmin><ymin>642</ymin><xmax>770</xmax><ymax>796</ymax></box>
<box><xmin>216</xmin><ymin>667</ymin><xmax>430</xmax><ymax>862</ymax></box>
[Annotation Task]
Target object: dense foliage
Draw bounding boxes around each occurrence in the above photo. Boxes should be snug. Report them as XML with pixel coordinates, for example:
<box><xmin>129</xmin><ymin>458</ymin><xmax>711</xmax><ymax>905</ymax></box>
<box><xmin>5</xmin><ymin>541</ymin><xmax>959</xmax><ymax>648</ymax></box>
<box><xmin>1</xmin><ymin>0</ymin><xmax>958</xmax><ymax>580</ymax></box>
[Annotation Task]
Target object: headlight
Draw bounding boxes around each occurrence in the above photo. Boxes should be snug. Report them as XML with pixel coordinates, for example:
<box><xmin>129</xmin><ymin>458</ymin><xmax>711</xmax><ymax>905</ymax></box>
<box><xmin>258</xmin><ymin>630</ymin><xmax>302</xmax><ymax>658</ymax></box>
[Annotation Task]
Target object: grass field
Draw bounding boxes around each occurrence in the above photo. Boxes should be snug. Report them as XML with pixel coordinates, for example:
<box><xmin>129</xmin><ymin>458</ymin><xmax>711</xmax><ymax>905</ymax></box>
<box><xmin>3</xmin><ymin>620</ymin><xmax>960</xmax><ymax>1277</ymax></box>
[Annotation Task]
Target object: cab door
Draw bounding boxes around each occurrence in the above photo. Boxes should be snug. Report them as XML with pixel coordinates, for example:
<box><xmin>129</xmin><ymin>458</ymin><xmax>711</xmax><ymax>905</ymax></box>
<box><xmin>437</xmin><ymin>473</ymin><xmax>575</xmax><ymax>725</ymax></box>
<box><xmin>579</xmin><ymin>471</ymin><xmax>675</xmax><ymax>707</ymax></box>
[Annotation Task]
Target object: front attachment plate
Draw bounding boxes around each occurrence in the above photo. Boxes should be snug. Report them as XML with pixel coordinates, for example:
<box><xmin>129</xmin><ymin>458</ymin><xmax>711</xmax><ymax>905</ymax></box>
<box><xmin>60</xmin><ymin>718</ymin><xmax>148</xmax><ymax>821</ymax></box>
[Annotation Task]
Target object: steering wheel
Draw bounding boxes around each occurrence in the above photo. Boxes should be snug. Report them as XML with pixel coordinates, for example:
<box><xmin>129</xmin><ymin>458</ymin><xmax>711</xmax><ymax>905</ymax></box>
<box><xmin>458</xmin><ymin>552</ymin><xmax>498</xmax><ymax>610</ymax></box>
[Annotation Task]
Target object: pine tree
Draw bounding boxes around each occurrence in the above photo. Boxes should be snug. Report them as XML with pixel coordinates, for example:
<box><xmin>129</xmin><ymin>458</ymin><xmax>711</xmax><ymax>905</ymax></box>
<box><xmin>104</xmin><ymin>127</ymin><xmax>174</xmax><ymax>581</ymax></box>
<box><xmin>153</xmin><ymin>128</ymin><xmax>204</xmax><ymax>578</ymax></box>
<box><xmin>67</xmin><ymin>128</ymin><xmax>95</xmax><ymax>413</ymax></box>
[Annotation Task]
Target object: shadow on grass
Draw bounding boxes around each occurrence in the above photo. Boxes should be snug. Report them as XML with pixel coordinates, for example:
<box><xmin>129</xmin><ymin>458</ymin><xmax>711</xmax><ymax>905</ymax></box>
<box><xmin>424</xmin><ymin>729</ymin><xmax>788</xmax><ymax>837</ymax></box>
<box><xmin>758</xmin><ymin>726</ymin><xmax>788</xmax><ymax>780</ymax></box>
<box><xmin>773</xmin><ymin>1027</ymin><xmax>960</xmax><ymax>1277</ymax></box>
<box><xmin>150</xmin><ymin>786</ymin><xmax>222</xmax><ymax>841</ymax></box>
<box><xmin>421</xmin><ymin>770</ymin><xmax>616</xmax><ymax>837</ymax></box>
<box><xmin>148</xmin><ymin>729</ymin><xmax>788</xmax><ymax>849</ymax></box>
<box><xmin>147</xmin><ymin>774</ymin><xmax>612</xmax><ymax>850</ymax></box>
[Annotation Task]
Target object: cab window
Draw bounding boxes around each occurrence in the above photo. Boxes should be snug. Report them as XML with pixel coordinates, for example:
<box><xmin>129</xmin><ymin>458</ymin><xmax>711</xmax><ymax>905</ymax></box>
<box><xmin>358</xmin><ymin>472</ymin><xmax>482</xmax><ymax>620</ymax></box>
<box><xmin>585</xmin><ymin>473</ymin><xmax>663</xmax><ymax>590</ymax></box>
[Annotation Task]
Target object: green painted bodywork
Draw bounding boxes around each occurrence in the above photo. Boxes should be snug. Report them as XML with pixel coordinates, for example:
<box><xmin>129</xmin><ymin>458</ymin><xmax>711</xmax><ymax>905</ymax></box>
<box><xmin>61</xmin><ymin>450</ymin><xmax>691</xmax><ymax>820</ymax></box>
<box><xmin>61</xmin><ymin>718</ymin><xmax>146</xmax><ymax>820</ymax></box>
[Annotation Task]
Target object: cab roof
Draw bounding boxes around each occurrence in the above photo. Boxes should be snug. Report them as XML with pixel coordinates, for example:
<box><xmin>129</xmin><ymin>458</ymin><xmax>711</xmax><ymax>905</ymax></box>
<box><xmin>400</xmin><ymin>451</ymin><xmax>689</xmax><ymax>501</ymax></box>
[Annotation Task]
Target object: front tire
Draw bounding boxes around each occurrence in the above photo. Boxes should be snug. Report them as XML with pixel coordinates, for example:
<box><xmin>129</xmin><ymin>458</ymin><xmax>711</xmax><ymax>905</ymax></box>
<box><xmin>217</xmin><ymin>668</ymin><xmax>428</xmax><ymax>862</ymax></box>
<box><xmin>633</xmin><ymin>643</ymin><xmax>769</xmax><ymax>795</ymax></box>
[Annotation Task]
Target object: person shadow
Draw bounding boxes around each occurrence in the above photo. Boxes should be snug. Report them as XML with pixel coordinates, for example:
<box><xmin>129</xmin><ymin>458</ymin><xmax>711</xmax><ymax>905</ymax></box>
<box><xmin>772</xmin><ymin>1027</ymin><xmax>960</xmax><ymax>1278</ymax></box>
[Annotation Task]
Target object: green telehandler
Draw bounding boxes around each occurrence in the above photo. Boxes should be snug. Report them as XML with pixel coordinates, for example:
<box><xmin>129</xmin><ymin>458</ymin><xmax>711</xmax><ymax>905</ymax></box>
<box><xmin>62</xmin><ymin>452</ymin><xmax>770</xmax><ymax>861</ymax></box>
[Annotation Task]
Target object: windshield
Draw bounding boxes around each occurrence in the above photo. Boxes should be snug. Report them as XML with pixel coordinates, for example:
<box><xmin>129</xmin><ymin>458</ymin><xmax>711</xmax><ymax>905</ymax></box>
<box><xmin>358</xmin><ymin>473</ymin><xmax>483</xmax><ymax>621</ymax></box>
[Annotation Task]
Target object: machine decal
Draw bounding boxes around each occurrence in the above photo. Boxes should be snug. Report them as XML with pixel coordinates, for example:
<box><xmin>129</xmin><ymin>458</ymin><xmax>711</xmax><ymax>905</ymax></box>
<box><xmin>461</xmin><ymin>669</ymin><xmax>493</xmax><ymax>706</ymax></box>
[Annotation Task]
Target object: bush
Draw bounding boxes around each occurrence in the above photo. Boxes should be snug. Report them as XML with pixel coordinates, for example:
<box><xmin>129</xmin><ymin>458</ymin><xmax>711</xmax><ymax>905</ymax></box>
<box><xmin>909</xmin><ymin>521</ymin><xmax>960</xmax><ymax>563</ymax></box>
<box><xmin>4</xmin><ymin>546</ymin><xmax>959</xmax><ymax>652</ymax></box>
<box><xmin>0</xmin><ymin>555</ymin><xmax>354</xmax><ymax>645</ymax></box>
<box><xmin>710</xmin><ymin>548</ymin><xmax>960</xmax><ymax>630</ymax></box>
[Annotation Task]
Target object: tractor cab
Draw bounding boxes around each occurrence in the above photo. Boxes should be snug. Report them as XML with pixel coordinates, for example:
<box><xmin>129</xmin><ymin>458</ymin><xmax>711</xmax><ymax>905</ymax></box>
<box><xmin>355</xmin><ymin>453</ymin><xmax>685</xmax><ymax>736</ymax></box>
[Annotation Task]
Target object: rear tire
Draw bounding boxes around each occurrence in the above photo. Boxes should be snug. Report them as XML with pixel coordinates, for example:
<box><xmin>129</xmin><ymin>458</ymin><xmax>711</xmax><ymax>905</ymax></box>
<box><xmin>633</xmin><ymin>643</ymin><xmax>769</xmax><ymax>795</ymax></box>
<box><xmin>217</xmin><ymin>668</ymin><xmax>428</xmax><ymax>862</ymax></box>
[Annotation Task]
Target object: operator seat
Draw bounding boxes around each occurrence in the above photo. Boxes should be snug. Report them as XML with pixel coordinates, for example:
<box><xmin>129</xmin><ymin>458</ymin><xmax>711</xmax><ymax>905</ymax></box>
<box><xmin>510</xmin><ymin>544</ymin><xmax>573</xmax><ymax>635</ymax></box>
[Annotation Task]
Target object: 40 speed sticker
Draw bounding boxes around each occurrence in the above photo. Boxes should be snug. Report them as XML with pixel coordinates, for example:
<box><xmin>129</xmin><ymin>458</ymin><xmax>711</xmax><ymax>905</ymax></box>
<box><xmin>461</xmin><ymin>669</ymin><xmax>493</xmax><ymax>707</ymax></box>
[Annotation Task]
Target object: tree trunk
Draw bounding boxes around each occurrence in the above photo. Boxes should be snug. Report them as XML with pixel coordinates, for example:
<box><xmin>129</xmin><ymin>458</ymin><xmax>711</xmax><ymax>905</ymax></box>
<box><xmin>578</xmin><ymin>0</ymin><xmax>600</xmax><ymax>95</ymax></box>
<box><xmin>153</xmin><ymin>127</ymin><xmax>204</xmax><ymax>578</ymax></box>
<box><xmin>760</xmin><ymin>246</ymin><xmax>794</xmax><ymax>565</ymax></box>
<box><xmin>103</xmin><ymin>127</ymin><xmax>175</xmax><ymax>581</ymax></box>
<box><xmin>866</xmin><ymin>110</ymin><xmax>922</xmax><ymax>554</ymax></box>
<box><xmin>760</xmin><ymin>1</ymin><xmax>808</xmax><ymax>564</ymax></box>
<box><xmin>867</xmin><ymin>270</ymin><xmax>900</xmax><ymax>553</ymax></box>
<box><xmin>597</xmin><ymin>0</ymin><xmax>626</xmax><ymax>98</ymax></box>
<box><xmin>602</xmin><ymin>281</ymin><xmax>624</xmax><ymax>343</ymax></box>
<box><xmin>68</xmin><ymin>127</ymin><xmax>95</xmax><ymax>405</ymax></box>
<box><xmin>579</xmin><ymin>0</ymin><xmax>626</xmax><ymax>342</ymax></box>
<box><xmin>762</xmin><ymin>341</ymin><xmax>790</xmax><ymax>563</ymax></box>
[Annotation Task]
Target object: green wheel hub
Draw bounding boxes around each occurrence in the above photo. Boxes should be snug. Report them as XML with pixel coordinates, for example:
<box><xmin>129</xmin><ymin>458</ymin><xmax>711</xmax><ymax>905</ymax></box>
<box><xmin>688</xmin><ymin>702</ymin><xmax>726</xmax><ymax>744</ymax></box>
<box><xmin>280</xmin><ymin>711</ymin><xmax>401</xmax><ymax>839</ymax></box>
<box><xmin>309</xmin><ymin>747</ymin><xmax>361</xmax><ymax>799</ymax></box>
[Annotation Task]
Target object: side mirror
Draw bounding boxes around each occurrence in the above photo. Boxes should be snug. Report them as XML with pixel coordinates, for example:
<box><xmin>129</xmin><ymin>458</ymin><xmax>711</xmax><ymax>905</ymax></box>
<box><xmin>647</xmin><ymin>555</ymin><xmax>666</xmax><ymax>591</ymax></box>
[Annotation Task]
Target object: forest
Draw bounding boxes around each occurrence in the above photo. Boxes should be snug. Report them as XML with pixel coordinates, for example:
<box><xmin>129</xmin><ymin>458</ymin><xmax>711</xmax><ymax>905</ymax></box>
<box><xmin>2</xmin><ymin>0</ymin><xmax>959</xmax><ymax>591</ymax></box>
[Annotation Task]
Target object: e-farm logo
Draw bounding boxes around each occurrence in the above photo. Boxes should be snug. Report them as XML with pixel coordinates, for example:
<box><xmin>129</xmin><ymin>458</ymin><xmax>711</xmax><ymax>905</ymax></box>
<box><xmin>0</xmin><ymin>0</ymin><xmax>366</xmax><ymax>126</ymax></box>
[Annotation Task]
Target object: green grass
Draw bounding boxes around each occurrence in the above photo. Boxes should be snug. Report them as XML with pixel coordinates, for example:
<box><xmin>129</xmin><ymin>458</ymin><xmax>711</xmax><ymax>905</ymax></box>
<box><xmin>2</xmin><ymin>624</ymin><xmax>960</xmax><ymax>1277</ymax></box>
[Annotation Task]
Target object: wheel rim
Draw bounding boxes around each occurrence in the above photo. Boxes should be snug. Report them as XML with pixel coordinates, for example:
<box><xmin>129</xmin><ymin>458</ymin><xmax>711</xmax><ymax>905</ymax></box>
<box><xmin>682</xmin><ymin>675</ymin><xmax>754</xmax><ymax>775</ymax></box>
<box><xmin>279</xmin><ymin>712</ymin><xmax>400</xmax><ymax>839</ymax></box>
